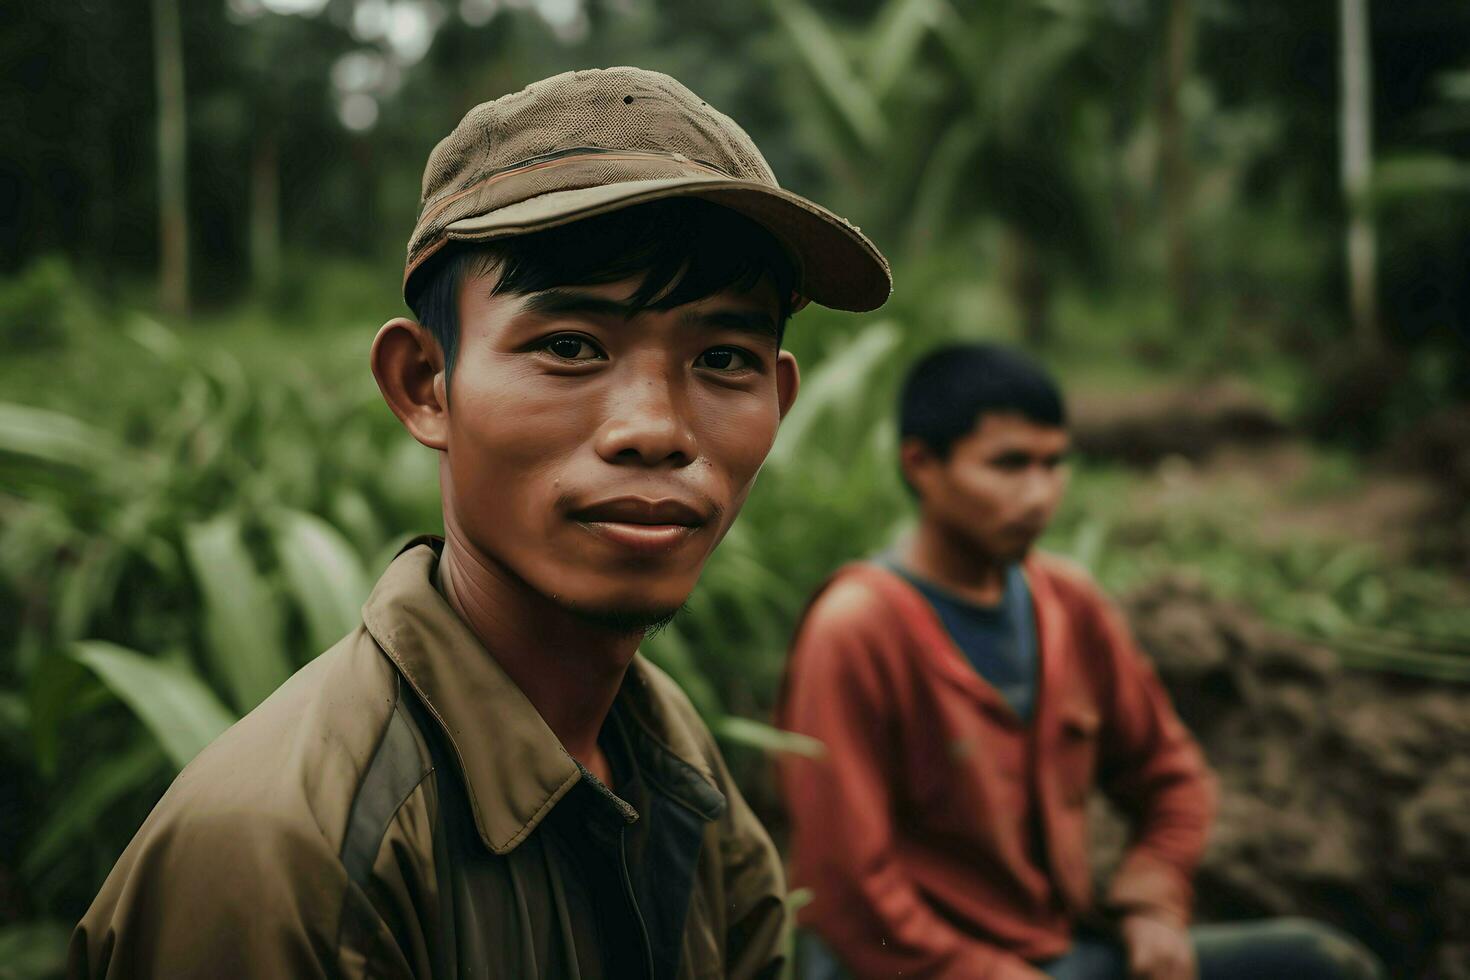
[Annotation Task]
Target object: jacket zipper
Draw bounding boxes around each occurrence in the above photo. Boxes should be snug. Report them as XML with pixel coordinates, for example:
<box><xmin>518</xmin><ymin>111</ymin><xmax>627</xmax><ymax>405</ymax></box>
<box><xmin>618</xmin><ymin>826</ymin><xmax>656</xmax><ymax>979</ymax></box>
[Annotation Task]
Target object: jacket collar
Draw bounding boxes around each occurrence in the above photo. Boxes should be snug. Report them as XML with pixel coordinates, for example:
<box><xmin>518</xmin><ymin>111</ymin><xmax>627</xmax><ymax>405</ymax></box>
<box><xmin>361</xmin><ymin>538</ymin><xmax>725</xmax><ymax>854</ymax></box>
<box><xmin>858</xmin><ymin>554</ymin><xmax>1066</xmax><ymax>727</ymax></box>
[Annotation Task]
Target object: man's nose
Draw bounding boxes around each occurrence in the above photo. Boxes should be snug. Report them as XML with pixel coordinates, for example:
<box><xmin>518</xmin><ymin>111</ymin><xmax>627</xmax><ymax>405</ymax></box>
<box><xmin>592</xmin><ymin>369</ymin><xmax>698</xmax><ymax>467</ymax></box>
<box><xmin>1019</xmin><ymin>466</ymin><xmax>1058</xmax><ymax>509</ymax></box>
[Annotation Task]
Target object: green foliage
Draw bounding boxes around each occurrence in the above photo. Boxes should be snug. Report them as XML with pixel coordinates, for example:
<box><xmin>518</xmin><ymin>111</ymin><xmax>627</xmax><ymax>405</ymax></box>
<box><xmin>21</xmin><ymin>741</ymin><xmax>166</xmax><ymax>888</ymax></box>
<box><xmin>0</xmin><ymin>404</ymin><xmax>130</xmax><ymax>477</ymax></box>
<box><xmin>715</xmin><ymin>717</ymin><xmax>826</xmax><ymax>760</ymax></box>
<box><xmin>183</xmin><ymin>514</ymin><xmax>290</xmax><ymax>712</ymax></box>
<box><xmin>0</xmin><ymin>318</ymin><xmax>439</xmax><ymax>939</ymax></box>
<box><xmin>0</xmin><ymin>919</ymin><xmax>70</xmax><ymax>980</ymax></box>
<box><xmin>0</xmin><ymin>257</ymin><xmax>98</xmax><ymax>353</ymax></box>
<box><xmin>765</xmin><ymin>0</ymin><xmax>1118</xmax><ymax>269</ymax></box>
<box><xmin>2</xmin><ymin>271</ymin><xmax>1467</xmax><ymax>970</ymax></box>
<box><xmin>5</xmin><ymin>0</ymin><xmax>1470</xmax><ymax>969</ymax></box>
<box><xmin>271</xmin><ymin>510</ymin><xmax>373</xmax><ymax>654</ymax></box>
<box><xmin>1045</xmin><ymin>467</ymin><xmax>1470</xmax><ymax>680</ymax></box>
<box><xmin>72</xmin><ymin>642</ymin><xmax>237</xmax><ymax>770</ymax></box>
<box><xmin>769</xmin><ymin>0</ymin><xmax>888</xmax><ymax>152</ymax></box>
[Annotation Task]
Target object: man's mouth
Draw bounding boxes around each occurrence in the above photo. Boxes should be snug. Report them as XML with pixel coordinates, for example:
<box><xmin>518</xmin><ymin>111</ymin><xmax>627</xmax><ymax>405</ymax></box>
<box><xmin>569</xmin><ymin>497</ymin><xmax>711</xmax><ymax>556</ymax></box>
<box><xmin>571</xmin><ymin>497</ymin><xmax>708</xmax><ymax>527</ymax></box>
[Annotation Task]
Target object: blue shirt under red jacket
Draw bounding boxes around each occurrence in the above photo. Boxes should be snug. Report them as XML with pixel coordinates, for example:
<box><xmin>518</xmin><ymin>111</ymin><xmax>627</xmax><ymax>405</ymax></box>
<box><xmin>775</xmin><ymin>553</ymin><xmax>1217</xmax><ymax>980</ymax></box>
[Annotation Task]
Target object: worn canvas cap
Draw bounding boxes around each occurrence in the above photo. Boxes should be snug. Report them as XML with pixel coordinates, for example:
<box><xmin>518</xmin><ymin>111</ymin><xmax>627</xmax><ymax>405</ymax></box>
<box><xmin>404</xmin><ymin>67</ymin><xmax>891</xmax><ymax>312</ymax></box>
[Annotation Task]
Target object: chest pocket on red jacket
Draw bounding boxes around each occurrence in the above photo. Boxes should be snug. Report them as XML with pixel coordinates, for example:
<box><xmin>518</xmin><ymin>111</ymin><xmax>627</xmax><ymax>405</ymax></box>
<box><xmin>1056</xmin><ymin>708</ymin><xmax>1101</xmax><ymax>807</ymax></box>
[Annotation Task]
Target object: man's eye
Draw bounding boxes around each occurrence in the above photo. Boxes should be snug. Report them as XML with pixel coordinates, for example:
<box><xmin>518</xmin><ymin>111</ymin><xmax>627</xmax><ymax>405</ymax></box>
<box><xmin>696</xmin><ymin>347</ymin><xmax>751</xmax><ymax>371</ymax></box>
<box><xmin>542</xmin><ymin>335</ymin><xmax>602</xmax><ymax>361</ymax></box>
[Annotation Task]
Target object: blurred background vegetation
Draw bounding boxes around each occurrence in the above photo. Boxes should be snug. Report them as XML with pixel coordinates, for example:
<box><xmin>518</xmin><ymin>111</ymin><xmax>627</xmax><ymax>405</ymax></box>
<box><xmin>2</xmin><ymin>0</ymin><xmax>1469</xmax><ymax>974</ymax></box>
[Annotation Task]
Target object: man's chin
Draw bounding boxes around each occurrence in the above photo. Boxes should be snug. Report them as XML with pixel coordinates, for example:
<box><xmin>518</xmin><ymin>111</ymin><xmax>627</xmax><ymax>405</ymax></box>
<box><xmin>1004</xmin><ymin>541</ymin><xmax>1038</xmax><ymax>564</ymax></box>
<box><xmin>561</xmin><ymin>600</ymin><xmax>686</xmax><ymax>637</ymax></box>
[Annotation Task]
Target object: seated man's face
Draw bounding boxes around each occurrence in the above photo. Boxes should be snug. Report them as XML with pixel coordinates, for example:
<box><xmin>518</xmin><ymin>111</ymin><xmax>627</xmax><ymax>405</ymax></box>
<box><xmin>906</xmin><ymin>413</ymin><xmax>1070</xmax><ymax>564</ymax></box>
<box><xmin>443</xmin><ymin>271</ymin><xmax>798</xmax><ymax>629</ymax></box>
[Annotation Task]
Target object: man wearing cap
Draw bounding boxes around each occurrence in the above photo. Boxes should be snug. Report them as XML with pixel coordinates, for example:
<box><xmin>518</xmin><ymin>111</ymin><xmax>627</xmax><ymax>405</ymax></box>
<box><xmin>68</xmin><ymin>68</ymin><xmax>889</xmax><ymax>980</ymax></box>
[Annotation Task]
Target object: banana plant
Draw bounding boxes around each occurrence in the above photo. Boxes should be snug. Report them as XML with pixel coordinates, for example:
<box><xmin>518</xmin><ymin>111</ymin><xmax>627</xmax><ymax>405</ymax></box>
<box><xmin>764</xmin><ymin>0</ymin><xmax>1146</xmax><ymax>342</ymax></box>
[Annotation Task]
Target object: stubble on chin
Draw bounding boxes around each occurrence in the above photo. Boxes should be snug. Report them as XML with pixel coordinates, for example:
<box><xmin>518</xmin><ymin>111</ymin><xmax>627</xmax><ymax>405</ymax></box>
<box><xmin>1001</xmin><ymin>540</ymin><xmax>1038</xmax><ymax>565</ymax></box>
<box><xmin>559</xmin><ymin>600</ymin><xmax>687</xmax><ymax>638</ymax></box>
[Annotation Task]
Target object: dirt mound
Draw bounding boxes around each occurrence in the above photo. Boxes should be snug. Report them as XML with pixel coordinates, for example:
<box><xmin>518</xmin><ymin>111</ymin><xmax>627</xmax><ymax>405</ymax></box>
<box><xmin>1393</xmin><ymin>403</ymin><xmax>1470</xmax><ymax>571</ymax></box>
<box><xmin>1070</xmin><ymin>382</ymin><xmax>1289</xmax><ymax>466</ymax></box>
<box><xmin>1098</xmin><ymin>576</ymin><xmax>1470</xmax><ymax>978</ymax></box>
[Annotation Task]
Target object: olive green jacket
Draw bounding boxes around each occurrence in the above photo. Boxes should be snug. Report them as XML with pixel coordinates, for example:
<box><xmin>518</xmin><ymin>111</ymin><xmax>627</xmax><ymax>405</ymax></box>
<box><xmin>68</xmin><ymin>541</ymin><xmax>788</xmax><ymax>979</ymax></box>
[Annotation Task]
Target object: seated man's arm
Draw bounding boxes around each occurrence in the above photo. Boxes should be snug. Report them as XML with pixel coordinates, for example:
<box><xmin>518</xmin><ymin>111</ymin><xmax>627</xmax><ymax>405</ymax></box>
<box><xmin>778</xmin><ymin>581</ymin><xmax>1046</xmax><ymax>980</ymax></box>
<box><xmin>67</xmin><ymin>802</ymin><xmax>415</xmax><ymax>980</ymax></box>
<box><xmin>1086</xmin><ymin>586</ymin><xmax>1219</xmax><ymax>929</ymax></box>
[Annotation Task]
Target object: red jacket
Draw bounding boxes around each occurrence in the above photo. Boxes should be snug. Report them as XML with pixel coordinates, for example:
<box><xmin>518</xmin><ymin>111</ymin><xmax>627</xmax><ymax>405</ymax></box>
<box><xmin>775</xmin><ymin>555</ymin><xmax>1216</xmax><ymax>979</ymax></box>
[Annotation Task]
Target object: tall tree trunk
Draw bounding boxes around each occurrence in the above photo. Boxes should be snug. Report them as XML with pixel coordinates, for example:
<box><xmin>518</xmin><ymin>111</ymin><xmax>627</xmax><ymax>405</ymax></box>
<box><xmin>153</xmin><ymin>0</ymin><xmax>188</xmax><ymax>316</ymax></box>
<box><xmin>1003</xmin><ymin>226</ymin><xmax>1052</xmax><ymax>347</ymax></box>
<box><xmin>1159</xmin><ymin>0</ymin><xmax>1198</xmax><ymax>329</ymax></box>
<box><xmin>1340</xmin><ymin>0</ymin><xmax>1378</xmax><ymax>351</ymax></box>
<box><xmin>250</xmin><ymin>126</ymin><xmax>281</xmax><ymax>293</ymax></box>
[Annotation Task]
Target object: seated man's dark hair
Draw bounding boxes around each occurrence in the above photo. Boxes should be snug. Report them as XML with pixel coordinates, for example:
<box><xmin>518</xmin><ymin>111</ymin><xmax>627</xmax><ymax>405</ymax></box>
<box><xmin>899</xmin><ymin>342</ymin><xmax>1066</xmax><ymax>458</ymax></box>
<box><xmin>407</xmin><ymin>198</ymin><xmax>799</xmax><ymax>385</ymax></box>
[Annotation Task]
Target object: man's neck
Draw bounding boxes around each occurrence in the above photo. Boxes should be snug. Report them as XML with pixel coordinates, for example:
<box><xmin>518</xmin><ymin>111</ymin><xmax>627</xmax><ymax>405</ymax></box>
<box><xmin>435</xmin><ymin>527</ymin><xmax>639</xmax><ymax>785</ymax></box>
<box><xmin>900</xmin><ymin>520</ymin><xmax>1010</xmax><ymax>606</ymax></box>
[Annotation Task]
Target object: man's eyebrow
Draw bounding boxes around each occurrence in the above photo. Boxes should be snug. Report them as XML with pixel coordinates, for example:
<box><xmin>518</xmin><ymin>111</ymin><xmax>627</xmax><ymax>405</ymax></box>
<box><xmin>520</xmin><ymin>288</ymin><xmax>637</xmax><ymax>320</ymax></box>
<box><xmin>682</xmin><ymin>308</ymin><xmax>780</xmax><ymax>342</ymax></box>
<box><xmin>518</xmin><ymin>289</ymin><xmax>779</xmax><ymax>340</ymax></box>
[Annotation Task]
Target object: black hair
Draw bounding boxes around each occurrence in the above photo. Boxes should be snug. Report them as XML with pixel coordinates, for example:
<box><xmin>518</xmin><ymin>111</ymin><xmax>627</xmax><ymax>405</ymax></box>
<box><xmin>899</xmin><ymin>342</ymin><xmax>1066</xmax><ymax>458</ymax></box>
<box><xmin>407</xmin><ymin>198</ymin><xmax>798</xmax><ymax>384</ymax></box>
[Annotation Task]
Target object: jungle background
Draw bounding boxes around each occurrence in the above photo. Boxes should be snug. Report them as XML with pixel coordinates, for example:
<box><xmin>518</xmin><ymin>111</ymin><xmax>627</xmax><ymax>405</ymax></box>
<box><xmin>3</xmin><ymin>0</ymin><xmax>1470</xmax><ymax>976</ymax></box>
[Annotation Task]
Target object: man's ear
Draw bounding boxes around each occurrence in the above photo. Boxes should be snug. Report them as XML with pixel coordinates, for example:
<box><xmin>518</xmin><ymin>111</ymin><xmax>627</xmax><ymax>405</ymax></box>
<box><xmin>371</xmin><ymin>317</ymin><xmax>449</xmax><ymax>451</ymax></box>
<box><xmin>898</xmin><ymin>436</ymin><xmax>937</xmax><ymax>497</ymax></box>
<box><xmin>776</xmin><ymin>350</ymin><xmax>800</xmax><ymax>420</ymax></box>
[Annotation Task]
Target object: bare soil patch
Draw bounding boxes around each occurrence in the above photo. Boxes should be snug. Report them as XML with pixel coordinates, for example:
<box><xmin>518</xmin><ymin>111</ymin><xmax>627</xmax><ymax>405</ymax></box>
<box><xmin>1092</xmin><ymin>577</ymin><xmax>1470</xmax><ymax>979</ymax></box>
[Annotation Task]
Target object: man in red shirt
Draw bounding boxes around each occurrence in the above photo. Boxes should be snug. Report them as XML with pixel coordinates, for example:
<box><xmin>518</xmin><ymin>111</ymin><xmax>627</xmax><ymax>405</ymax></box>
<box><xmin>776</xmin><ymin>344</ymin><xmax>1382</xmax><ymax>979</ymax></box>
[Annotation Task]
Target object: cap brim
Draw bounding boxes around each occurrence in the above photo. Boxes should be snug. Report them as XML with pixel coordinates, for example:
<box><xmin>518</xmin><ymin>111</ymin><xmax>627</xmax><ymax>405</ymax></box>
<box><xmin>436</xmin><ymin>175</ymin><xmax>892</xmax><ymax>313</ymax></box>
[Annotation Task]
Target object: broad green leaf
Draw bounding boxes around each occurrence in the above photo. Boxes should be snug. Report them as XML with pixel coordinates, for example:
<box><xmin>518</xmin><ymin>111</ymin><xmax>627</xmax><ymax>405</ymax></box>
<box><xmin>330</xmin><ymin>487</ymin><xmax>386</xmax><ymax>557</ymax></box>
<box><xmin>27</xmin><ymin>651</ymin><xmax>88</xmax><ymax>777</ymax></box>
<box><xmin>370</xmin><ymin>531</ymin><xmax>423</xmax><ymax>579</ymax></box>
<box><xmin>0</xmin><ymin>497</ymin><xmax>71</xmax><ymax>592</ymax></box>
<box><xmin>769</xmin><ymin>0</ymin><xmax>888</xmax><ymax>151</ymax></box>
<box><xmin>988</xmin><ymin>21</ymin><xmax>1088</xmax><ymax>132</ymax></box>
<box><xmin>183</xmin><ymin>514</ymin><xmax>291</xmax><ymax>711</ymax></box>
<box><xmin>640</xmin><ymin>628</ymin><xmax>722</xmax><ymax>720</ymax></box>
<box><xmin>1311</xmin><ymin>631</ymin><xmax>1470</xmax><ymax>682</ymax></box>
<box><xmin>273</xmin><ymin>509</ymin><xmax>371</xmax><ymax>653</ymax></box>
<box><xmin>785</xmin><ymin>887</ymin><xmax>815</xmax><ymax>914</ymax></box>
<box><xmin>0</xmin><ymin>919</ymin><xmax>71</xmax><ymax>980</ymax></box>
<box><xmin>378</xmin><ymin>436</ymin><xmax>439</xmax><ymax>513</ymax></box>
<box><xmin>0</xmin><ymin>691</ymin><xmax>26</xmax><ymax>745</ymax></box>
<box><xmin>23</xmin><ymin>740</ymin><xmax>166</xmax><ymax>880</ymax></box>
<box><xmin>1374</xmin><ymin>153</ymin><xmax>1470</xmax><ymax>198</ymax></box>
<box><xmin>1299</xmin><ymin>593</ymin><xmax>1352</xmax><ymax>636</ymax></box>
<box><xmin>0</xmin><ymin>402</ymin><xmax>129</xmax><ymax>473</ymax></box>
<box><xmin>72</xmin><ymin>641</ymin><xmax>237</xmax><ymax>770</ymax></box>
<box><xmin>904</xmin><ymin>119</ymin><xmax>983</xmax><ymax>252</ymax></box>
<box><xmin>780</xmin><ymin>887</ymin><xmax>816</xmax><ymax>975</ymax></box>
<box><xmin>714</xmin><ymin>716</ymin><xmax>827</xmax><ymax>759</ymax></box>
<box><xmin>766</xmin><ymin>320</ymin><xmax>900</xmax><ymax>471</ymax></box>
<box><xmin>53</xmin><ymin>542</ymin><xmax>124</xmax><ymax>646</ymax></box>
<box><xmin>1066</xmin><ymin>519</ymin><xmax>1109</xmax><ymax>574</ymax></box>
<box><xmin>125</xmin><ymin>313</ymin><xmax>184</xmax><ymax>361</ymax></box>
<box><xmin>867</xmin><ymin>0</ymin><xmax>943</xmax><ymax>97</ymax></box>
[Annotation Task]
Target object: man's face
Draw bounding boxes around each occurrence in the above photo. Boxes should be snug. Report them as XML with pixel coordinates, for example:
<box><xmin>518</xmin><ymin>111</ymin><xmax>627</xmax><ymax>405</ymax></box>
<box><xmin>441</xmin><ymin>272</ymin><xmax>797</xmax><ymax>627</ymax></box>
<box><xmin>905</xmin><ymin>413</ymin><xmax>1070</xmax><ymax>564</ymax></box>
